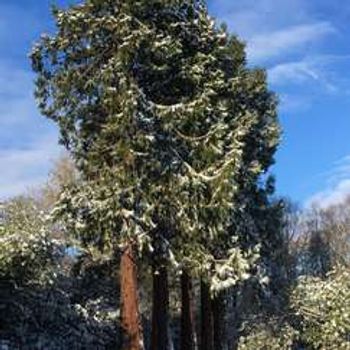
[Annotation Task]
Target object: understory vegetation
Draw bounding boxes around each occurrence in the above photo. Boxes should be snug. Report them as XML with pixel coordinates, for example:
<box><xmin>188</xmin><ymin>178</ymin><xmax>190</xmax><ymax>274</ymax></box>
<box><xmin>1</xmin><ymin>162</ymin><xmax>349</xmax><ymax>349</ymax></box>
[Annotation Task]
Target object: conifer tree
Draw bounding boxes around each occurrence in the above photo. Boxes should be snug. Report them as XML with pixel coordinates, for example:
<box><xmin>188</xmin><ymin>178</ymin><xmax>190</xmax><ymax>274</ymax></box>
<box><xmin>31</xmin><ymin>1</ymin><xmax>279</xmax><ymax>349</ymax></box>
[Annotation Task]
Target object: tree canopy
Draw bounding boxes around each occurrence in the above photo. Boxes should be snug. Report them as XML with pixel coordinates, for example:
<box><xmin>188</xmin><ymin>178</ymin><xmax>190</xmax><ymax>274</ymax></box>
<box><xmin>31</xmin><ymin>0</ymin><xmax>280</xmax><ymax>292</ymax></box>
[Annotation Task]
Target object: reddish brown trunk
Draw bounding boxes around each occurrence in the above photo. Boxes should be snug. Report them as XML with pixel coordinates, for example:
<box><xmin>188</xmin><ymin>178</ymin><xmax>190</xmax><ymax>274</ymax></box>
<box><xmin>200</xmin><ymin>280</ymin><xmax>214</xmax><ymax>350</ymax></box>
<box><xmin>180</xmin><ymin>270</ymin><xmax>196</xmax><ymax>350</ymax></box>
<box><xmin>120</xmin><ymin>243</ymin><xmax>143</xmax><ymax>350</ymax></box>
<box><xmin>151</xmin><ymin>265</ymin><xmax>170</xmax><ymax>350</ymax></box>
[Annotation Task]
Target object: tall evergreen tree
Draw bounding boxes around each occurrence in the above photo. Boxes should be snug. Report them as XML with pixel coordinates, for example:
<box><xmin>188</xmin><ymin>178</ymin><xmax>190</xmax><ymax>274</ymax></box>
<box><xmin>31</xmin><ymin>1</ymin><xmax>279</xmax><ymax>349</ymax></box>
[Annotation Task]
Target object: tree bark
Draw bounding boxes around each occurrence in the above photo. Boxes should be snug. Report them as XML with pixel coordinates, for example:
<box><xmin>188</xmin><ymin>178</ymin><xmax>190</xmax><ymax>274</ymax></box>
<box><xmin>151</xmin><ymin>265</ymin><xmax>170</xmax><ymax>350</ymax></box>
<box><xmin>200</xmin><ymin>280</ymin><xmax>214</xmax><ymax>350</ymax></box>
<box><xmin>180</xmin><ymin>270</ymin><xmax>196</xmax><ymax>350</ymax></box>
<box><xmin>120</xmin><ymin>243</ymin><xmax>143</xmax><ymax>350</ymax></box>
<box><xmin>213</xmin><ymin>290</ymin><xmax>229</xmax><ymax>350</ymax></box>
<box><xmin>213</xmin><ymin>288</ymin><xmax>240</xmax><ymax>350</ymax></box>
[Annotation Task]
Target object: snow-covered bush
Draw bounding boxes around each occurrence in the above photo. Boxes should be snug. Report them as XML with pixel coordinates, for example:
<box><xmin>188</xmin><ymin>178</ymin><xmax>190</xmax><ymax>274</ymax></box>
<box><xmin>0</xmin><ymin>197</ymin><xmax>60</xmax><ymax>284</ymax></box>
<box><xmin>0</xmin><ymin>197</ymin><xmax>120</xmax><ymax>349</ymax></box>
<box><xmin>238</xmin><ymin>317</ymin><xmax>298</xmax><ymax>350</ymax></box>
<box><xmin>292</xmin><ymin>267</ymin><xmax>350</xmax><ymax>350</ymax></box>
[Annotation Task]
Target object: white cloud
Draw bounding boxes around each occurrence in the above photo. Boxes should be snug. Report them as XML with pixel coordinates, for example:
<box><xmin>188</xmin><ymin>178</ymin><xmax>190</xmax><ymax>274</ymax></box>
<box><xmin>268</xmin><ymin>57</ymin><xmax>338</xmax><ymax>93</ymax></box>
<box><xmin>268</xmin><ymin>54</ymin><xmax>350</xmax><ymax>101</ymax></box>
<box><xmin>211</xmin><ymin>1</ymin><xmax>335</xmax><ymax>63</ymax></box>
<box><xmin>269</xmin><ymin>61</ymin><xmax>319</xmax><ymax>85</ymax></box>
<box><xmin>278</xmin><ymin>94</ymin><xmax>311</xmax><ymax>113</ymax></box>
<box><xmin>0</xmin><ymin>134</ymin><xmax>62</xmax><ymax>199</ymax></box>
<box><xmin>210</xmin><ymin>1</ymin><xmax>340</xmax><ymax>113</ymax></box>
<box><xmin>0</xmin><ymin>64</ymin><xmax>32</xmax><ymax>97</ymax></box>
<box><xmin>247</xmin><ymin>22</ymin><xmax>335</xmax><ymax>63</ymax></box>
<box><xmin>306</xmin><ymin>156</ymin><xmax>350</xmax><ymax>208</ymax></box>
<box><xmin>307</xmin><ymin>179</ymin><xmax>350</xmax><ymax>209</ymax></box>
<box><xmin>325</xmin><ymin>156</ymin><xmax>350</xmax><ymax>187</ymax></box>
<box><xmin>211</xmin><ymin>0</ymin><xmax>308</xmax><ymax>39</ymax></box>
<box><xmin>0</xmin><ymin>60</ymin><xmax>61</xmax><ymax>199</ymax></box>
<box><xmin>0</xmin><ymin>63</ymin><xmax>38</xmax><ymax>133</ymax></box>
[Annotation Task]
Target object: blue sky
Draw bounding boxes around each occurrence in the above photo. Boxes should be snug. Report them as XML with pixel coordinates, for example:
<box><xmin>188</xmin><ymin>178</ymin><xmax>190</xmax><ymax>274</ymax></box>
<box><xmin>1</xmin><ymin>0</ymin><xmax>350</xmax><ymax>207</ymax></box>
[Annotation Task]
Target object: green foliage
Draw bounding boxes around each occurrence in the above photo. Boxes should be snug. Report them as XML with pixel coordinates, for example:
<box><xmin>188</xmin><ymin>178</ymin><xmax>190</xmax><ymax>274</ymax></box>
<box><xmin>209</xmin><ymin>244</ymin><xmax>261</xmax><ymax>294</ymax></box>
<box><xmin>31</xmin><ymin>0</ymin><xmax>280</xmax><ymax>293</ymax></box>
<box><xmin>238</xmin><ymin>317</ymin><xmax>298</xmax><ymax>350</ymax></box>
<box><xmin>2</xmin><ymin>280</ymin><xmax>120</xmax><ymax>350</ymax></box>
<box><xmin>292</xmin><ymin>267</ymin><xmax>350</xmax><ymax>350</ymax></box>
<box><xmin>0</xmin><ymin>183</ymin><xmax>120</xmax><ymax>349</ymax></box>
<box><xmin>0</xmin><ymin>197</ymin><xmax>59</xmax><ymax>284</ymax></box>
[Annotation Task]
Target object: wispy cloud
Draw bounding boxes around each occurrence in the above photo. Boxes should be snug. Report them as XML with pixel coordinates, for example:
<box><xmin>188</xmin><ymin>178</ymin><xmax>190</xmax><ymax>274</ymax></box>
<box><xmin>0</xmin><ymin>2</ymin><xmax>67</xmax><ymax>199</ymax></box>
<box><xmin>210</xmin><ymin>1</ymin><xmax>336</xmax><ymax>63</ymax></box>
<box><xmin>209</xmin><ymin>1</ymin><xmax>341</xmax><ymax>115</ymax></box>
<box><xmin>0</xmin><ymin>59</ymin><xmax>60</xmax><ymax>199</ymax></box>
<box><xmin>306</xmin><ymin>156</ymin><xmax>350</xmax><ymax>208</ymax></box>
<box><xmin>269</xmin><ymin>54</ymin><xmax>350</xmax><ymax>97</ymax></box>
<box><xmin>0</xmin><ymin>133</ymin><xmax>62</xmax><ymax>199</ymax></box>
<box><xmin>0</xmin><ymin>60</ymin><xmax>58</xmax><ymax>142</ymax></box>
<box><xmin>0</xmin><ymin>134</ymin><xmax>61</xmax><ymax>199</ymax></box>
<box><xmin>269</xmin><ymin>60</ymin><xmax>321</xmax><ymax>85</ymax></box>
<box><xmin>306</xmin><ymin>179</ymin><xmax>350</xmax><ymax>208</ymax></box>
<box><xmin>278</xmin><ymin>93</ymin><xmax>312</xmax><ymax>113</ymax></box>
<box><xmin>325</xmin><ymin>156</ymin><xmax>350</xmax><ymax>187</ymax></box>
<box><xmin>247</xmin><ymin>22</ymin><xmax>335</xmax><ymax>63</ymax></box>
<box><xmin>210</xmin><ymin>0</ymin><xmax>309</xmax><ymax>39</ymax></box>
<box><xmin>0</xmin><ymin>62</ymin><xmax>35</xmax><ymax>131</ymax></box>
<box><xmin>269</xmin><ymin>57</ymin><xmax>338</xmax><ymax>93</ymax></box>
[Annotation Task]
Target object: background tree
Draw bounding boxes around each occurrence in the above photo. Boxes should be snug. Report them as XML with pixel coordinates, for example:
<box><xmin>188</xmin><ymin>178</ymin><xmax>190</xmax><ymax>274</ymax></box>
<box><xmin>313</xmin><ymin>199</ymin><xmax>350</xmax><ymax>268</ymax></box>
<box><xmin>296</xmin><ymin>200</ymin><xmax>350</xmax><ymax>278</ymax></box>
<box><xmin>39</xmin><ymin>155</ymin><xmax>78</xmax><ymax>210</ymax></box>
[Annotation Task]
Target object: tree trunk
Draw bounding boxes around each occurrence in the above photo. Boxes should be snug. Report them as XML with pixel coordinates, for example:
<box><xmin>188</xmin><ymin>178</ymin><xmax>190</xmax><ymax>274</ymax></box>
<box><xmin>200</xmin><ymin>280</ymin><xmax>214</xmax><ymax>350</ymax></box>
<box><xmin>213</xmin><ymin>287</ymin><xmax>240</xmax><ymax>350</ymax></box>
<box><xmin>151</xmin><ymin>265</ymin><xmax>170</xmax><ymax>350</ymax></box>
<box><xmin>180</xmin><ymin>270</ymin><xmax>196</xmax><ymax>350</ymax></box>
<box><xmin>213</xmin><ymin>290</ymin><xmax>229</xmax><ymax>350</ymax></box>
<box><xmin>120</xmin><ymin>243</ymin><xmax>143</xmax><ymax>350</ymax></box>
